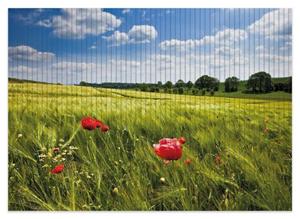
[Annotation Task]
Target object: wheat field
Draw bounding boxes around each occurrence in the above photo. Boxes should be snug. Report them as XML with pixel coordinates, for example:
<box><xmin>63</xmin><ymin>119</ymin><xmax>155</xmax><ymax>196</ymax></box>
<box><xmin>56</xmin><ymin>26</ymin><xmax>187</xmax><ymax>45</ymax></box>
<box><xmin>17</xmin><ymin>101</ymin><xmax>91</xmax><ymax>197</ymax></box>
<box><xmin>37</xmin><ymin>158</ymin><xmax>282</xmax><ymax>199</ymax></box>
<box><xmin>8</xmin><ymin>82</ymin><xmax>292</xmax><ymax>210</ymax></box>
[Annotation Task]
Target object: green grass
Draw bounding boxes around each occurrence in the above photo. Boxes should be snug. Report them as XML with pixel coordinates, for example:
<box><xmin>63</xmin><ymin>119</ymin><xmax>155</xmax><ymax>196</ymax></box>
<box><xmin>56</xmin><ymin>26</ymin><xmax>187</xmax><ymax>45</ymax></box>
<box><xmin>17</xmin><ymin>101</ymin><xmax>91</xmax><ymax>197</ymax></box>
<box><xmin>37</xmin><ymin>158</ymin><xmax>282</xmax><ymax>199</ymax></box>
<box><xmin>8</xmin><ymin>82</ymin><xmax>292</xmax><ymax>210</ymax></box>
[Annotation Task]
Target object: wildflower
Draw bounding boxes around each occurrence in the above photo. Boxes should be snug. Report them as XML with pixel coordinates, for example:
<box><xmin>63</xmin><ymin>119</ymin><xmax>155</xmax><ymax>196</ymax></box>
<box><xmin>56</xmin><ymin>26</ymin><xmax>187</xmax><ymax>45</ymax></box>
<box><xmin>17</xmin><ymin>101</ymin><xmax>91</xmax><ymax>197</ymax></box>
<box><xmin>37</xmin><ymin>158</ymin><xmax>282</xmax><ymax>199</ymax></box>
<box><xmin>81</xmin><ymin>117</ymin><xmax>99</xmax><ymax>130</ymax></box>
<box><xmin>100</xmin><ymin>124</ymin><xmax>109</xmax><ymax>133</ymax></box>
<box><xmin>112</xmin><ymin>187</ymin><xmax>119</xmax><ymax>194</ymax></box>
<box><xmin>163</xmin><ymin>160</ymin><xmax>171</xmax><ymax>165</ymax></box>
<box><xmin>215</xmin><ymin>154</ymin><xmax>221</xmax><ymax>165</ymax></box>
<box><xmin>153</xmin><ymin>137</ymin><xmax>185</xmax><ymax>160</ymax></box>
<box><xmin>160</xmin><ymin>177</ymin><xmax>166</xmax><ymax>183</ymax></box>
<box><xmin>81</xmin><ymin>116</ymin><xmax>109</xmax><ymax>132</ymax></box>
<box><xmin>59</xmin><ymin>139</ymin><xmax>64</xmax><ymax>143</ymax></box>
<box><xmin>38</xmin><ymin>154</ymin><xmax>47</xmax><ymax>158</ymax></box>
<box><xmin>50</xmin><ymin>164</ymin><xmax>64</xmax><ymax>174</ymax></box>
<box><xmin>53</xmin><ymin>147</ymin><xmax>60</xmax><ymax>153</ymax></box>
<box><xmin>17</xmin><ymin>133</ymin><xmax>23</xmax><ymax>138</ymax></box>
<box><xmin>69</xmin><ymin>146</ymin><xmax>78</xmax><ymax>150</ymax></box>
<box><xmin>184</xmin><ymin>158</ymin><xmax>192</xmax><ymax>165</ymax></box>
<box><xmin>178</xmin><ymin>137</ymin><xmax>186</xmax><ymax>144</ymax></box>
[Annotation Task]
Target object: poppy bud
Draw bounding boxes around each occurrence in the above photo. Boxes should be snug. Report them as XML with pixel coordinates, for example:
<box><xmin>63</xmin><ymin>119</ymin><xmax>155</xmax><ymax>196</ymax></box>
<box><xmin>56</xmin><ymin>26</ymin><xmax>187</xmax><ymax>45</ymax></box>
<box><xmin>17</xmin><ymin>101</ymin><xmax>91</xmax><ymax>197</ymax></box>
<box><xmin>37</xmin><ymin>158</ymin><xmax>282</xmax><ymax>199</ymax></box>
<box><xmin>53</xmin><ymin>147</ymin><xmax>60</xmax><ymax>153</ymax></box>
<box><xmin>184</xmin><ymin>158</ymin><xmax>192</xmax><ymax>165</ymax></box>
<box><xmin>178</xmin><ymin>137</ymin><xmax>186</xmax><ymax>144</ymax></box>
<box><xmin>100</xmin><ymin>124</ymin><xmax>110</xmax><ymax>132</ymax></box>
<box><xmin>215</xmin><ymin>154</ymin><xmax>221</xmax><ymax>165</ymax></box>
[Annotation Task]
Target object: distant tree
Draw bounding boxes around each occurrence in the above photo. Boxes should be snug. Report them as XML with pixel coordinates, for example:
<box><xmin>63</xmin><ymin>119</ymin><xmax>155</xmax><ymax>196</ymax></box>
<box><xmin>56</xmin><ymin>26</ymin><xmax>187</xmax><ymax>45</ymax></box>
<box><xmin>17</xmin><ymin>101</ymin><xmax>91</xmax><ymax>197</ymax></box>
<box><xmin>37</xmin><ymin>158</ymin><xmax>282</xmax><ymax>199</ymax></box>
<box><xmin>201</xmin><ymin>89</ymin><xmax>206</xmax><ymax>96</ymax></box>
<box><xmin>287</xmin><ymin>77</ymin><xmax>292</xmax><ymax>93</ymax></box>
<box><xmin>195</xmin><ymin>75</ymin><xmax>219</xmax><ymax>91</ymax></box>
<box><xmin>164</xmin><ymin>81</ymin><xmax>173</xmax><ymax>89</ymax></box>
<box><xmin>157</xmin><ymin>81</ymin><xmax>163</xmax><ymax>88</ymax></box>
<box><xmin>224</xmin><ymin>76</ymin><xmax>239</xmax><ymax>92</ymax></box>
<box><xmin>79</xmin><ymin>81</ymin><xmax>88</xmax><ymax>86</ymax></box>
<box><xmin>150</xmin><ymin>87</ymin><xmax>159</xmax><ymax>92</ymax></box>
<box><xmin>140</xmin><ymin>83</ymin><xmax>148</xmax><ymax>92</ymax></box>
<box><xmin>191</xmin><ymin>88</ymin><xmax>198</xmax><ymax>95</ymax></box>
<box><xmin>173</xmin><ymin>88</ymin><xmax>178</xmax><ymax>94</ymax></box>
<box><xmin>178</xmin><ymin>87</ymin><xmax>184</xmax><ymax>94</ymax></box>
<box><xmin>210</xmin><ymin>89</ymin><xmax>215</xmax><ymax>96</ymax></box>
<box><xmin>175</xmin><ymin>79</ymin><xmax>185</xmax><ymax>88</ymax></box>
<box><xmin>274</xmin><ymin>82</ymin><xmax>285</xmax><ymax>91</ymax></box>
<box><xmin>246</xmin><ymin>71</ymin><xmax>273</xmax><ymax>93</ymax></box>
<box><xmin>186</xmin><ymin>81</ymin><xmax>194</xmax><ymax>89</ymax></box>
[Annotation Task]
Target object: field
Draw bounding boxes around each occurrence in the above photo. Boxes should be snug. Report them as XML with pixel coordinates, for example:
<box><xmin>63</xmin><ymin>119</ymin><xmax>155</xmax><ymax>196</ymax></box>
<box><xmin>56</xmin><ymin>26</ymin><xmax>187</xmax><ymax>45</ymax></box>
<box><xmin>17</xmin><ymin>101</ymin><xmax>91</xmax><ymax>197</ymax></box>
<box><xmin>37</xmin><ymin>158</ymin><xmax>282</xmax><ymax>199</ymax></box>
<box><xmin>8</xmin><ymin>82</ymin><xmax>292</xmax><ymax>210</ymax></box>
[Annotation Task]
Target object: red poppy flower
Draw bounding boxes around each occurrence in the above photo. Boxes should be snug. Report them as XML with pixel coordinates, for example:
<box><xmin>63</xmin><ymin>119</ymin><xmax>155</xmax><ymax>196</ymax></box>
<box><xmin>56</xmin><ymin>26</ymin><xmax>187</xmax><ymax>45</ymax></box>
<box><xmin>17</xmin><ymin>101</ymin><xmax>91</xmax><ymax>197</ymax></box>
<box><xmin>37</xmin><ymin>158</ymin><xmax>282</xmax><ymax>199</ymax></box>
<box><xmin>184</xmin><ymin>158</ymin><xmax>192</xmax><ymax>165</ymax></box>
<box><xmin>81</xmin><ymin>117</ymin><xmax>109</xmax><ymax>132</ymax></box>
<box><xmin>50</xmin><ymin>164</ymin><xmax>64</xmax><ymax>174</ymax></box>
<box><xmin>153</xmin><ymin>137</ymin><xmax>185</xmax><ymax>160</ymax></box>
<box><xmin>81</xmin><ymin>117</ymin><xmax>98</xmax><ymax>130</ymax></box>
<box><xmin>215</xmin><ymin>154</ymin><xmax>221</xmax><ymax>165</ymax></box>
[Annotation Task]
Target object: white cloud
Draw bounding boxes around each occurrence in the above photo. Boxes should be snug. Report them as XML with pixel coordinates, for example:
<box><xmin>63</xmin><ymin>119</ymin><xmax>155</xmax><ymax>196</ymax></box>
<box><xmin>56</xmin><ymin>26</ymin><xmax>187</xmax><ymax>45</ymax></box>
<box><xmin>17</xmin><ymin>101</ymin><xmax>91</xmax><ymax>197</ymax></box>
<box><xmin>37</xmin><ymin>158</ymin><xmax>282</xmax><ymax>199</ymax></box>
<box><xmin>36</xmin><ymin>19</ymin><xmax>52</xmax><ymax>28</ymax></box>
<box><xmin>9</xmin><ymin>65</ymin><xmax>39</xmax><ymax>74</ymax></box>
<box><xmin>14</xmin><ymin>9</ymin><xmax>44</xmax><ymax>25</ymax></box>
<box><xmin>247</xmin><ymin>9</ymin><xmax>292</xmax><ymax>38</ymax></box>
<box><xmin>128</xmin><ymin>25</ymin><xmax>158</xmax><ymax>43</ymax></box>
<box><xmin>103</xmin><ymin>31</ymin><xmax>129</xmax><ymax>46</ymax></box>
<box><xmin>52</xmin><ymin>61</ymin><xmax>97</xmax><ymax>75</ymax></box>
<box><xmin>159</xmin><ymin>39</ymin><xmax>200</xmax><ymax>51</ymax></box>
<box><xmin>159</xmin><ymin>28</ymin><xmax>248</xmax><ymax>51</ymax></box>
<box><xmin>9</xmin><ymin>45</ymin><xmax>55</xmax><ymax>62</ymax></box>
<box><xmin>122</xmin><ymin>9</ymin><xmax>131</xmax><ymax>14</ymax></box>
<box><xmin>215</xmin><ymin>46</ymin><xmax>241</xmax><ymax>57</ymax></box>
<box><xmin>38</xmin><ymin>9</ymin><xmax>122</xmax><ymax>39</ymax></box>
<box><xmin>104</xmin><ymin>25</ymin><xmax>158</xmax><ymax>46</ymax></box>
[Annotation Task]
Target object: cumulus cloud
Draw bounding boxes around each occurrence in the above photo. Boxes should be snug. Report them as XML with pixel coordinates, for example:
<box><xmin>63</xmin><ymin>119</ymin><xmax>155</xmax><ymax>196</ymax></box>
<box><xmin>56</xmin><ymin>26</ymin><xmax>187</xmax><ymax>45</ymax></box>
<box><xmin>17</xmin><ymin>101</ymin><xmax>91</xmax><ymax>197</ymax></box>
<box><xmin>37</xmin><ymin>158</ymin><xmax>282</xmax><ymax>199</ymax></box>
<box><xmin>128</xmin><ymin>25</ymin><xmax>158</xmax><ymax>43</ymax></box>
<box><xmin>37</xmin><ymin>9</ymin><xmax>122</xmax><ymax>39</ymax></box>
<box><xmin>9</xmin><ymin>45</ymin><xmax>55</xmax><ymax>62</ymax></box>
<box><xmin>103</xmin><ymin>31</ymin><xmax>129</xmax><ymax>46</ymax></box>
<box><xmin>247</xmin><ymin>9</ymin><xmax>292</xmax><ymax>39</ymax></box>
<box><xmin>159</xmin><ymin>28</ymin><xmax>248</xmax><ymax>51</ymax></box>
<box><xmin>103</xmin><ymin>25</ymin><xmax>158</xmax><ymax>46</ymax></box>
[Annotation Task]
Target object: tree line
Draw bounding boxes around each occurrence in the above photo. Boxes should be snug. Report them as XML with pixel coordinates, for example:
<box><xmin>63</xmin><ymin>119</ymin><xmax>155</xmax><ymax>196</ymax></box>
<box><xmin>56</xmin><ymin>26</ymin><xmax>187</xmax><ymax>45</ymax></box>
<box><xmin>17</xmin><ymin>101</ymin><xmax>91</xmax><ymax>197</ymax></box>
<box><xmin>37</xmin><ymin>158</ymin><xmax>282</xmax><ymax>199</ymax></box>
<box><xmin>79</xmin><ymin>71</ymin><xmax>292</xmax><ymax>95</ymax></box>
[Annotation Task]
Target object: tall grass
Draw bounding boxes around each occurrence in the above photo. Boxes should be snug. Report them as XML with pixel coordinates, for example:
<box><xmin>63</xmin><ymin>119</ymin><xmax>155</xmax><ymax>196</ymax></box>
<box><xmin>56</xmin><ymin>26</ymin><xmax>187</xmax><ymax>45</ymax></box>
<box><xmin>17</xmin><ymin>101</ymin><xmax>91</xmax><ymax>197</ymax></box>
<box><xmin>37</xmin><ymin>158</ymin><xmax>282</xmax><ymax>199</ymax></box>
<box><xmin>8</xmin><ymin>82</ymin><xmax>292</xmax><ymax>210</ymax></box>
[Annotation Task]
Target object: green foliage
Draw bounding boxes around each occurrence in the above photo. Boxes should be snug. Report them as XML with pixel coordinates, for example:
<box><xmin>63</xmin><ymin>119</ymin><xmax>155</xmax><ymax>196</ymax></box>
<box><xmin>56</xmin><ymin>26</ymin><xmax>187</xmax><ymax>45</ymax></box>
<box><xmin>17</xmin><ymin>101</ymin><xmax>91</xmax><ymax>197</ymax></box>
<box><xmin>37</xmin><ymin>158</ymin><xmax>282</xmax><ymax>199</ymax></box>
<box><xmin>195</xmin><ymin>75</ymin><xmax>219</xmax><ymax>91</ymax></box>
<box><xmin>175</xmin><ymin>79</ymin><xmax>185</xmax><ymax>88</ymax></box>
<box><xmin>225</xmin><ymin>76</ymin><xmax>239</xmax><ymax>92</ymax></box>
<box><xmin>178</xmin><ymin>87</ymin><xmax>184</xmax><ymax>94</ymax></box>
<box><xmin>273</xmin><ymin>77</ymin><xmax>292</xmax><ymax>93</ymax></box>
<box><xmin>186</xmin><ymin>81</ymin><xmax>194</xmax><ymax>89</ymax></box>
<box><xmin>191</xmin><ymin>88</ymin><xmax>198</xmax><ymax>95</ymax></box>
<box><xmin>246</xmin><ymin>72</ymin><xmax>273</xmax><ymax>93</ymax></box>
<box><xmin>164</xmin><ymin>81</ymin><xmax>173</xmax><ymax>89</ymax></box>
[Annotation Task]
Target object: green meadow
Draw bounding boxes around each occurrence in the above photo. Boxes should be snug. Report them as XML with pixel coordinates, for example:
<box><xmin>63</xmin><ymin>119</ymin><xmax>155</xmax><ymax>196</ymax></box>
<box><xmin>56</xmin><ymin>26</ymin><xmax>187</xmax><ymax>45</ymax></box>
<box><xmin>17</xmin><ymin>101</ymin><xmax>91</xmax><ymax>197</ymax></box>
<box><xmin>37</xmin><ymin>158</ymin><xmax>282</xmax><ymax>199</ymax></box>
<box><xmin>8</xmin><ymin>82</ymin><xmax>292</xmax><ymax>210</ymax></box>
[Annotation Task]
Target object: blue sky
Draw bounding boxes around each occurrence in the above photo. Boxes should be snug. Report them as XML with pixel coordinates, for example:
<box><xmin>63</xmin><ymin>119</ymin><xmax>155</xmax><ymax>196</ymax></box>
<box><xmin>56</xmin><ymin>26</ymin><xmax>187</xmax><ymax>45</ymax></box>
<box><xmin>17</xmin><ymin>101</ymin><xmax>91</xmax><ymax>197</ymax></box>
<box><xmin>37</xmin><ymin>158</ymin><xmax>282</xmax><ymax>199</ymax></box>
<box><xmin>9</xmin><ymin>8</ymin><xmax>292</xmax><ymax>84</ymax></box>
